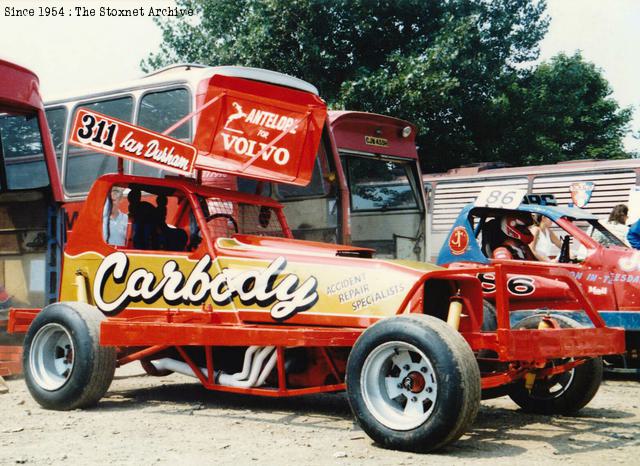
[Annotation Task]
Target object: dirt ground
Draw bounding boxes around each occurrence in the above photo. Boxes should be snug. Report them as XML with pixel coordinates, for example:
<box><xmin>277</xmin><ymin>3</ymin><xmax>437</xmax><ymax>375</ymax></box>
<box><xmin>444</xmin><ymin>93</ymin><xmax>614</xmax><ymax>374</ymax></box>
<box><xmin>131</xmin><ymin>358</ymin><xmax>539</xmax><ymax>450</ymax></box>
<box><xmin>1</xmin><ymin>366</ymin><xmax>639</xmax><ymax>466</ymax></box>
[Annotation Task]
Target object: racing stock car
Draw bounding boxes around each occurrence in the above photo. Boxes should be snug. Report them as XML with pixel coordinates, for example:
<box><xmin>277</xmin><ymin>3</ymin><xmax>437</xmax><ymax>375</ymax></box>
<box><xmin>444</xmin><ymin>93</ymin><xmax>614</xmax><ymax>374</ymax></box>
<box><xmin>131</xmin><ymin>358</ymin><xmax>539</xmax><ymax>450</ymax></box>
<box><xmin>8</xmin><ymin>72</ymin><xmax>624</xmax><ymax>453</ymax></box>
<box><xmin>437</xmin><ymin>188</ymin><xmax>639</xmax><ymax>370</ymax></box>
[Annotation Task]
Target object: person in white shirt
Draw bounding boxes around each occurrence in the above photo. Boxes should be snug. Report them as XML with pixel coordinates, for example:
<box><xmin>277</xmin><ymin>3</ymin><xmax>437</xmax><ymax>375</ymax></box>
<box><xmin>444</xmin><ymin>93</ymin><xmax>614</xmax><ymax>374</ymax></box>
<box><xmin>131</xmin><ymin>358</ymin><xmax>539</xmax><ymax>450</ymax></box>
<box><xmin>530</xmin><ymin>214</ymin><xmax>563</xmax><ymax>261</ymax></box>
<box><xmin>103</xmin><ymin>187</ymin><xmax>128</xmax><ymax>246</ymax></box>
<box><xmin>597</xmin><ymin>204</ymin><xmax>630</xmax><ymax>247</ymax></box>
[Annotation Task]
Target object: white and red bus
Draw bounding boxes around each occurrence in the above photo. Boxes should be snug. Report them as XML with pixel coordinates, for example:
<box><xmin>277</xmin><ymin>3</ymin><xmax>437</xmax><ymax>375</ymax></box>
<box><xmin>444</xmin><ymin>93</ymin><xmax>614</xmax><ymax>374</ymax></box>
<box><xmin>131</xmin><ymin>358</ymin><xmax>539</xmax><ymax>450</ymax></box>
<box><xmin>42</xmin><ymin>64</ymin><xmax>426</xmax><ymax>261</ymax></box>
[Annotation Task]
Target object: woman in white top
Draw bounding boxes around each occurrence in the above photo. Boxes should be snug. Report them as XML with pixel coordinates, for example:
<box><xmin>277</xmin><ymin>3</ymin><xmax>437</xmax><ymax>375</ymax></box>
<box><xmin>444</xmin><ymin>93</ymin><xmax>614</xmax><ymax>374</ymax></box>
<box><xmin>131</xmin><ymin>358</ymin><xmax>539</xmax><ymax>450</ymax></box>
<box><xmin>530</xmin><ymin>215</ymin><xmax>563</xmax><ymax>261</ymax></box>
<box><xmin>597</xmin><ymin>204</ymin><xmax>629</xmax><ymax>247</ymax></box>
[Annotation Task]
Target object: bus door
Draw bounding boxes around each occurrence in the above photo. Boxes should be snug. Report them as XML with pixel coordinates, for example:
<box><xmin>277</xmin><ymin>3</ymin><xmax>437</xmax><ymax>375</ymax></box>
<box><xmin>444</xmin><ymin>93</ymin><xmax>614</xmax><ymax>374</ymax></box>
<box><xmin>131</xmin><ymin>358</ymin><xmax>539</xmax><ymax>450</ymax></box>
<box><xmin>341</xmin><ymin>152</ymin><xmax>425</xmax><ymax>260</ymax></box>
<box><xmin>329</xmin><ymin>112</ymin><xmax>425</xmax><ymax>261</ymax></box>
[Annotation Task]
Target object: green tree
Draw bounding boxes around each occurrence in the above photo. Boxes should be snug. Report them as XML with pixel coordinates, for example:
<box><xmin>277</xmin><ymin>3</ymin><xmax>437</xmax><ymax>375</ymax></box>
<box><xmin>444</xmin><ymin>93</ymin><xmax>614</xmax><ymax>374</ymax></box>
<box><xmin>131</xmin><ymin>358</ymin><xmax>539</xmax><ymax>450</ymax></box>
<box><xmin>497</xmin><ymin>53</ymin><xmax>633</xmax><ymax>165</ymax></box>
<box><xmin>144</xmin><ymin>0</ymin><xmax>632</xmax><ymax>172</ymax></box>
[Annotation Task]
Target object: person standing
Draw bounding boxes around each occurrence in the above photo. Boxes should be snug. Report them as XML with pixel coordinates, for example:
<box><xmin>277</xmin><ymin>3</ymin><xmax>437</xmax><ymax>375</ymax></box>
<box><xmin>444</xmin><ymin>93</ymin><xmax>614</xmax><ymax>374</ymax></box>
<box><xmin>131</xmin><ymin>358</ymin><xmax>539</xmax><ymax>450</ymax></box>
<box><xmin>628</xmin><ymin>218</ymin><xmax>640</xmax><ymax>250</ymax></box>
<box><xmin>600</xmin><ymin>204</ymin><xmax>630</xmax><ymax>246</ymax></box>
<box><xmin>104</xmin><ymin>187</ymin><xmax>128</xmax><ymax>246</ymax></box>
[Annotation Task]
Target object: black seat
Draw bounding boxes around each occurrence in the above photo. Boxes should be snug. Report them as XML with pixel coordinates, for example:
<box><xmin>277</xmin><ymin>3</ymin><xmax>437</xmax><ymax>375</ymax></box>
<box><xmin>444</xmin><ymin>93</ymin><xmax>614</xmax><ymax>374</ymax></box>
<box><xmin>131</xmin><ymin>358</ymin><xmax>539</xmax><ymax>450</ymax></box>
<box><xmin>481</xmin><ymin>218</ymin><xmax>507</xmax><ymax>258</ymax></box>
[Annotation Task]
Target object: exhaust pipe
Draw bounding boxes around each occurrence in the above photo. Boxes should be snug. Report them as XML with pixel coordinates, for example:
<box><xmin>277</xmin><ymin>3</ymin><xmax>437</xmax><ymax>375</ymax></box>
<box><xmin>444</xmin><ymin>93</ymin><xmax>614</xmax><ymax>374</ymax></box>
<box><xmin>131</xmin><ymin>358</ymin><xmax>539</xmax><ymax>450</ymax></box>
<box><xmin>149</xmin><ymin>346</ymin><xmax>277</xmax><ymax>388</ymax></box>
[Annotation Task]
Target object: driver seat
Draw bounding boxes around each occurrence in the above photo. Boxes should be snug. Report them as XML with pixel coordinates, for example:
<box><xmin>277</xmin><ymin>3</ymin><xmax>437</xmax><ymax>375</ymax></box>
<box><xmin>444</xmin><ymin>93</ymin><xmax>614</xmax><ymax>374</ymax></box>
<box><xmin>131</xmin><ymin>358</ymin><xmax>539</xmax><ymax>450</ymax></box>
<box><xmin>481</xmin><ymin>218</ymin><xmax>507</xmax><ymax>258</ymax></box>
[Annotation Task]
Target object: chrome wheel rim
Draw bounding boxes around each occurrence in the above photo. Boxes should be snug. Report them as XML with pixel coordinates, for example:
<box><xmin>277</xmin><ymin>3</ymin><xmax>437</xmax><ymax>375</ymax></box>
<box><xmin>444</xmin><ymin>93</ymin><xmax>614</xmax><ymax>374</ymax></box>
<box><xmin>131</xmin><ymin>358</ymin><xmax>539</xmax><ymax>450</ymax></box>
<box><xmin>361</xmin><ymin>341</ymin><xmax>438</xmax><ymax>431</ymax></box>
<box><xmin>530</xmin><ymin>360</ymin><xmax>576</xmax><ymax>400</ymax></box>
<box><xmin>29</xmin><ymin>323</ymin><xmax>75</xmax><ymax>391</ymax></box>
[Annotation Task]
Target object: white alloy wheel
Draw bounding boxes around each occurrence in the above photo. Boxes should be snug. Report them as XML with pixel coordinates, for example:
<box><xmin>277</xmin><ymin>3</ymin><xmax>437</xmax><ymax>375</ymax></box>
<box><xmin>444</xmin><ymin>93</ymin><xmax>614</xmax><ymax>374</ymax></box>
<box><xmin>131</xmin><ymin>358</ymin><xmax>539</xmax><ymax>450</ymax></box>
<box><xmin>29</xmin><ymin>323</ymin><xmax>75</xmax><ymax>391</ymax></box>
<box><xmin>360</xmin><ymin>341</ymin><xmax>438</xmax><ymax>431</ymax></box>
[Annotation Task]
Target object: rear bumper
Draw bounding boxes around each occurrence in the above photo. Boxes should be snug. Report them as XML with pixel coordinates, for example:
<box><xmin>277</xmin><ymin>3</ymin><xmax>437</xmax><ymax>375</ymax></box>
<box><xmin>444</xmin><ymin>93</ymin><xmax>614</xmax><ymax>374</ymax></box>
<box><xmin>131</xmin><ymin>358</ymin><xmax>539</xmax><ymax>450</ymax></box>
<box><xmin>465</xmin><ymin>326</ymin><xmax>625</xmax><ymax>360</ymax></box>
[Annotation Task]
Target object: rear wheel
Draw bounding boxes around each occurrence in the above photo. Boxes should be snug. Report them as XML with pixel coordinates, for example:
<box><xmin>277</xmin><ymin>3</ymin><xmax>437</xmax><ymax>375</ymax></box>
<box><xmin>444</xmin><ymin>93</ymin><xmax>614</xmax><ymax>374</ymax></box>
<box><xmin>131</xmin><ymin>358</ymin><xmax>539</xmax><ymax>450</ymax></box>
<box><xmin>481</xmin><ymin>300</ymin><xmax>497</xmax><ymax>331</ymax></box>
<box><xmin>346</xmin><ymin>314</ymin><xmax>480</xmax><ymax>452</ymax></box>
<box><xmin>23</xmin><ymin>302</ymin><xmax>116</xmax><ymax>410</ymax></box>
<box><xmin>508</xmin><ymin>314</ymin><xmax>603</xmax><ymax>415</ymax></box>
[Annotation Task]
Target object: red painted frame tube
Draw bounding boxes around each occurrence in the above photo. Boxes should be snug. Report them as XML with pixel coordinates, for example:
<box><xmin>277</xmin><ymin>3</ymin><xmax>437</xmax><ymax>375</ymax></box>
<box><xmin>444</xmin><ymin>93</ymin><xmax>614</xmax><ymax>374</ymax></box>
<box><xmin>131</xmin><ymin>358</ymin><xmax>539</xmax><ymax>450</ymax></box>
<box><xmin>117</xmin><ymin>345</ymin><xmax>169</xmax><ymax>366</ymax></box>
<box><xmin>101</xmin><ymin>322</ymin><xmax>362</xmax><ymax>348</ymax></box>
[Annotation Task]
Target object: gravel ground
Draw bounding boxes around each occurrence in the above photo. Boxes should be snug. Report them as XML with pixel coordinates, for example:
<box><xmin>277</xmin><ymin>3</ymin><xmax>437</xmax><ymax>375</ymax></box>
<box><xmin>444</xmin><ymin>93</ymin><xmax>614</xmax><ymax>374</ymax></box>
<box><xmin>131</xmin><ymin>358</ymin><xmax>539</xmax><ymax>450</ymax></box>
<box><xmin>1</xmin><ymin>366</ymin><xmax>639</xmax><ymax>465</ymax></box>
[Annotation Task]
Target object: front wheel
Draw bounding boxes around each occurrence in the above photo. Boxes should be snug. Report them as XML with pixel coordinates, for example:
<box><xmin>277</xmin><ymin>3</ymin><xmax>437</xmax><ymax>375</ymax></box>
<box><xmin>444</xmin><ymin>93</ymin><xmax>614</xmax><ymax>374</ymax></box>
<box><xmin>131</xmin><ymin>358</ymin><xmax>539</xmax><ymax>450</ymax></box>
<box><xmin>508</xmin><ymin>314</ymin><xmax>603</xmax><ymax>415</ymax></box>
<box><xmin>23</xmin><ymin>302</ymin><xmax>116</xmax><ymax>410</ymax></box>
<box><xmin>346</xmin><ymin>314</ymin><xmax>480</xmax><ymax>453</ymax></box>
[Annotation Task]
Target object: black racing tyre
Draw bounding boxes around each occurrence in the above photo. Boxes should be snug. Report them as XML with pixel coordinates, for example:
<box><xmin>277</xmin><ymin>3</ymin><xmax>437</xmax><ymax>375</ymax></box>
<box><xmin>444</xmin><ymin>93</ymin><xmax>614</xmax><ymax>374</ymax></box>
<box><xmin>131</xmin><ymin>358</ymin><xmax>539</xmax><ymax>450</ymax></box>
<box><xmin>482</xmin><ymin>300</ymin><xmax>497</xmax><ymax>331</ymax></box>
<box><xmin>346</xmin><ymin>314</ymin><xmax>481</xmax><ymax>453</ymax></box>
<box><xmin>477</xmin><ymin>300</ymin><xmax>507</xmax><ymax>400</ymax></box>
<box><xmin>507</xmin><ymin>313</ymin><xmax>603</xmax><ymax>415</ymax></box>
<box><xmin>23</xmin><ymin>302</ymin><xmax>116</xmax><ymax>410</ymax></box>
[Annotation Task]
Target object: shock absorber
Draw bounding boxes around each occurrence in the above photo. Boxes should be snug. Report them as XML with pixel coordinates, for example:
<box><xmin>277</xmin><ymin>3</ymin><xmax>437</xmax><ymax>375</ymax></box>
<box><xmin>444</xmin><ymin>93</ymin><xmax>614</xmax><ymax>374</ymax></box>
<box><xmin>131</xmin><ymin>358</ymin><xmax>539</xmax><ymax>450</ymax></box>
<box><xmin>447</xmin><ymin>290</ymin><xmax>464</xmax><ymax>330</ymax></box>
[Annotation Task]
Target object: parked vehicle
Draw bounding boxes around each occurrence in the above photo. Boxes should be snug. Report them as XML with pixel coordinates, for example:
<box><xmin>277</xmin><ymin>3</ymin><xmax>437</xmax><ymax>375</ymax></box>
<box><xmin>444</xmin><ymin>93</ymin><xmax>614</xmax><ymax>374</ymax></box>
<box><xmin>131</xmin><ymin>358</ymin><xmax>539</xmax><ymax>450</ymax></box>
<box><xmin>8</xmin><ymin>72</ymin><xmax>625</xmax><ymax>452</ymax></box>
<box><xmin>425</xmin><ymin>160</ymin><xmax>640</xmax><ymax>260</ymax></box>
<box><xmin>437</xmin><ymin>188</ymin><xmax>639</xmax><ymax>370</ymax></box>
<box><xmin>43</xmin><ymin>64</ymin><xmax>426</xmax><ymax>262</ymax></box>
<box><xmin>0</xmin><ymin>59</ymin><xmax>63</xmax><ymax>376</ymax></box>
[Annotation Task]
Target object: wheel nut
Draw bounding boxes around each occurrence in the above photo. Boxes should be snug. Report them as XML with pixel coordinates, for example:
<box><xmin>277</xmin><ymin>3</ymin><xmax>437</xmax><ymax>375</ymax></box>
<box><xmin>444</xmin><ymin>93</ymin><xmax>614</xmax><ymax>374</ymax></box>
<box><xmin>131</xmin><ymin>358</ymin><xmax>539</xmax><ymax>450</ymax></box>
<box><xmin>403</xmin><ymin>365</ymin><xmax>410</xmax><ymax>371</ymax></box>
<box><xmin>426</xmin><ymin>387</ymin><xmax>433</xmax><ymax>393</ymax></box>
<box><xmin>411</xmin><ymin>396</ymin><xmax>417</xmax><ymax>402</ymax></box>
<box><xmin>420</xmin><ymin>367</ymin><xmax>427</xmax><ymax>373</ymax></box>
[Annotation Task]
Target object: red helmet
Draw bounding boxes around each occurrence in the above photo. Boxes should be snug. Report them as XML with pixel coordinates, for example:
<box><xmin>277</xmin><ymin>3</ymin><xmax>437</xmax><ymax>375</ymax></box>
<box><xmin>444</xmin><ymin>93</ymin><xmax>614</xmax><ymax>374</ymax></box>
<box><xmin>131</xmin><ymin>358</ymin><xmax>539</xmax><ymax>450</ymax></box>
<box><xmin>501</xmin><ymin>214</ymin><xmax>534</xmax><ymax>244</ymax></box>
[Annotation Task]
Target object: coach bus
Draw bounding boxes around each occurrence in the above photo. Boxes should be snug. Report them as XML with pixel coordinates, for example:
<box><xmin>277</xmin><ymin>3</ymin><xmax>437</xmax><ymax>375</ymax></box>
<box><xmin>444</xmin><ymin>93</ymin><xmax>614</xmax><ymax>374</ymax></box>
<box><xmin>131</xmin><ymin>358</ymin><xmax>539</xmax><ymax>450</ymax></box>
<box><xmin>42</xmin><ymin>64</ymin><xmax>426</xmax><ymax>261</ymax></box>
<box><xmin>424</xmin><ymin>159</ymin><xmax>640</xmax><ymax>259</ymax></box>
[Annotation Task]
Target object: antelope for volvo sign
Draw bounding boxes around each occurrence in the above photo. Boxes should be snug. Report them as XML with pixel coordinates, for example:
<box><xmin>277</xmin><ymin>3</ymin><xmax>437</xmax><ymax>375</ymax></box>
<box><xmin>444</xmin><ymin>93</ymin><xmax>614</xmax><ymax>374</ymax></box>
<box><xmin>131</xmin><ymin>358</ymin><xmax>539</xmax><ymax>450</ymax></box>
<box><xmin>192</xmin><ymin>74</ymin><xmax>327</xmax><ymax>186</ymax></box>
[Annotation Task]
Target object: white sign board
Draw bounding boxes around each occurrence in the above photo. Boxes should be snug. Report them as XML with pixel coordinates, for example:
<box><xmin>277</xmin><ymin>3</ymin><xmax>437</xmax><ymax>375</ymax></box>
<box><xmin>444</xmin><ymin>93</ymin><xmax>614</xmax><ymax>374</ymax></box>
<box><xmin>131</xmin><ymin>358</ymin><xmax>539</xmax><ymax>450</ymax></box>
<box><xmin>475</xmin><ymin>187</ymin><xmax>527</xmax><ymax>209</ymax></box>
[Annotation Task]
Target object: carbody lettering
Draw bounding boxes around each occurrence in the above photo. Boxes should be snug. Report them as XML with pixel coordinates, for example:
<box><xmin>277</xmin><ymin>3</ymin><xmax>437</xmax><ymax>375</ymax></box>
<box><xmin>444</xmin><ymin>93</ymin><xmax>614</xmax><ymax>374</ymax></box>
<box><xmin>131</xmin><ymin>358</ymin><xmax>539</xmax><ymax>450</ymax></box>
<box><xmin>94</xmin><ymin>252</ymin><xmax>318</xmax><ymax>320</ymax></box>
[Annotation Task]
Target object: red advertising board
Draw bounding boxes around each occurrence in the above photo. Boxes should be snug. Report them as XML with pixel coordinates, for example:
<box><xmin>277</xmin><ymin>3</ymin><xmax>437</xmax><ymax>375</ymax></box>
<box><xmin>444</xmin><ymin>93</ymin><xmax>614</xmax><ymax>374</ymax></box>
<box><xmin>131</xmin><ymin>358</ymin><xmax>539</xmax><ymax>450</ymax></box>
<box><xmin>193</xmin><ymin>75</ymin><xmax>327</xmax><ymax>186</ymax></box>
<box><xmin>69</xmin><ymin>109</ymin><xmax>197</xmax><ymax>176</ymax></box>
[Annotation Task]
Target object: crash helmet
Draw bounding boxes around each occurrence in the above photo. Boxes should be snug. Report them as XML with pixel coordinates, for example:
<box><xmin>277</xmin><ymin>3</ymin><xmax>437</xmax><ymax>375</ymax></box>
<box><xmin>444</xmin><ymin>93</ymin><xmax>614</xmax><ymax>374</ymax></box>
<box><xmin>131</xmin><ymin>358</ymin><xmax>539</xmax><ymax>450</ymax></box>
<box><xmin>501</xmin><ymin>214</ymin><xmax>534</xmax><ymax>244</ymax></box>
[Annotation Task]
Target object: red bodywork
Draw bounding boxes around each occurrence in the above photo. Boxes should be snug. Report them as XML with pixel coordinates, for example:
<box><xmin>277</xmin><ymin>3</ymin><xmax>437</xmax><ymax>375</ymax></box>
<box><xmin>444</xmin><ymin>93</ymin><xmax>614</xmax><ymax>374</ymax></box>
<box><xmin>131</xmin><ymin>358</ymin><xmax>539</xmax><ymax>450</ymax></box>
<box><xmin>9</xmin><ymin>173</ymin><xmax>625</xmax><ymax>394</ymax></box>
<box><xmin>0</xmin><ymin>59</ymin><xmax>62</xmax><ymax>202</ymax></box>
<box><xmin>7</xmin><ymin>75</ymin><xmax>624</xmax><ymax>396</ymax></box>
<box><xmin>328</xmin><ymin>111</ymin><xmax>418</xmax><ymax>160</ymax></box>
<box><xmin>0</xmin><ymin>59</ymin><xmax>62</xmax><ymax>376</ymax></box>
<box><xmin>450</xmin><ymin>217</ymin><xmax>640</xmax><ymax>316</ymax></box>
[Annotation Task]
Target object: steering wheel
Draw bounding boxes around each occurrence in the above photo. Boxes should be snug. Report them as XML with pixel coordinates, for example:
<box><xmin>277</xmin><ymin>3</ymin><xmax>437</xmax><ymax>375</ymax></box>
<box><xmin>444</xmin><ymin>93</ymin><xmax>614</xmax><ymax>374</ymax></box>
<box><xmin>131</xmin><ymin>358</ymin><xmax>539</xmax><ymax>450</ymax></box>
<box><xmin>206</xmin><ymin>213</ymin><xmax>239</xmax><ymax>234</ymax></box>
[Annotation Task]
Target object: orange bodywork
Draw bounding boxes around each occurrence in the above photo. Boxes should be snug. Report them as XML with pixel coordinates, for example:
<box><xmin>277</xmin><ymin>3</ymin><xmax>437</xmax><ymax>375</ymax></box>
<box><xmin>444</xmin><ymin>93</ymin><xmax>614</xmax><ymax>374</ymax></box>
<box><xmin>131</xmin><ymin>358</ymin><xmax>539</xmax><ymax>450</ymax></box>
<box><xmin>6</xmin><ymin>74</ymin><xmax>625</xmax><ymax>394</ymax></box>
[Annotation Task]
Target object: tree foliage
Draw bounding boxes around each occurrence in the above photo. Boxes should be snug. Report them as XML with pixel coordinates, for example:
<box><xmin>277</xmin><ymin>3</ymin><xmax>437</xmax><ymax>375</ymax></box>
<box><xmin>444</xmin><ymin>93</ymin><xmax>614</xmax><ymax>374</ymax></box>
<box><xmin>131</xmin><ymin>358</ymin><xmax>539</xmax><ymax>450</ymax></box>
<box><xmin>498</xmin><ymin>53</ymin><xmax>633</xmax><ymax>165</ymax></box>
<box><xmin>144</xmin><ymin>0</ymin><xmax>633</xmax><ymax>172</ymax></box>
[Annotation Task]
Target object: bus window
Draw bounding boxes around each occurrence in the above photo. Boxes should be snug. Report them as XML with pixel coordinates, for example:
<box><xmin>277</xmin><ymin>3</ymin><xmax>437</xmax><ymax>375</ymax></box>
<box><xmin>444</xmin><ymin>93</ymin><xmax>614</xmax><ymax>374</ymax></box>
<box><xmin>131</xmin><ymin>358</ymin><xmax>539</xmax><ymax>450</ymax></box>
<box><xmin>132</xmin><ymin>88</ymin><xmax>191</xmax><ymax>178</ymax></box>
<box><xmin>237</xmin><ymin>177</ymin><xmax>272</xmax><ymax>196</ymax></box>
<box><xmin>276</xmin><ymin>142</ymin><xmax>330</xmax><ymax>199</ymax></box>
<box><xmin>345</xmin><ymin>156</ymin><xmax>418</xmax><ymax>211</ymax></box>
<box><xmin>44</xmin><ymin>107</ymin><xmax>67</xmax><ymax>170</ymax></box>
<box><xmin>65</xmin><ymin>97</ymin><xmax>133</xmax><ymax>194</ymax></box>
<box><xmin>0</xmin><ymin>112</ymin><xmax>49</xmax><ymax>190</ymax></box>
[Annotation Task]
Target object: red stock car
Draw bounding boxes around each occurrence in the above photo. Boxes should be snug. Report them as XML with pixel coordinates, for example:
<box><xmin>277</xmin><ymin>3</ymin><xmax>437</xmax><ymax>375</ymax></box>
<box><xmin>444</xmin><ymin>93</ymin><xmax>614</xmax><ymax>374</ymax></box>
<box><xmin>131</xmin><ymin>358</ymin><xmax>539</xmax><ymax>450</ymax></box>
<box><xmin>8</xmin><ymin>72</ymin><xmax>625</xmax><ymax>453</ymax></box>
<box><xmin>438</xmin><ymin>192</ymin><xmax>639</xmax><ymax>370</ymax></box>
